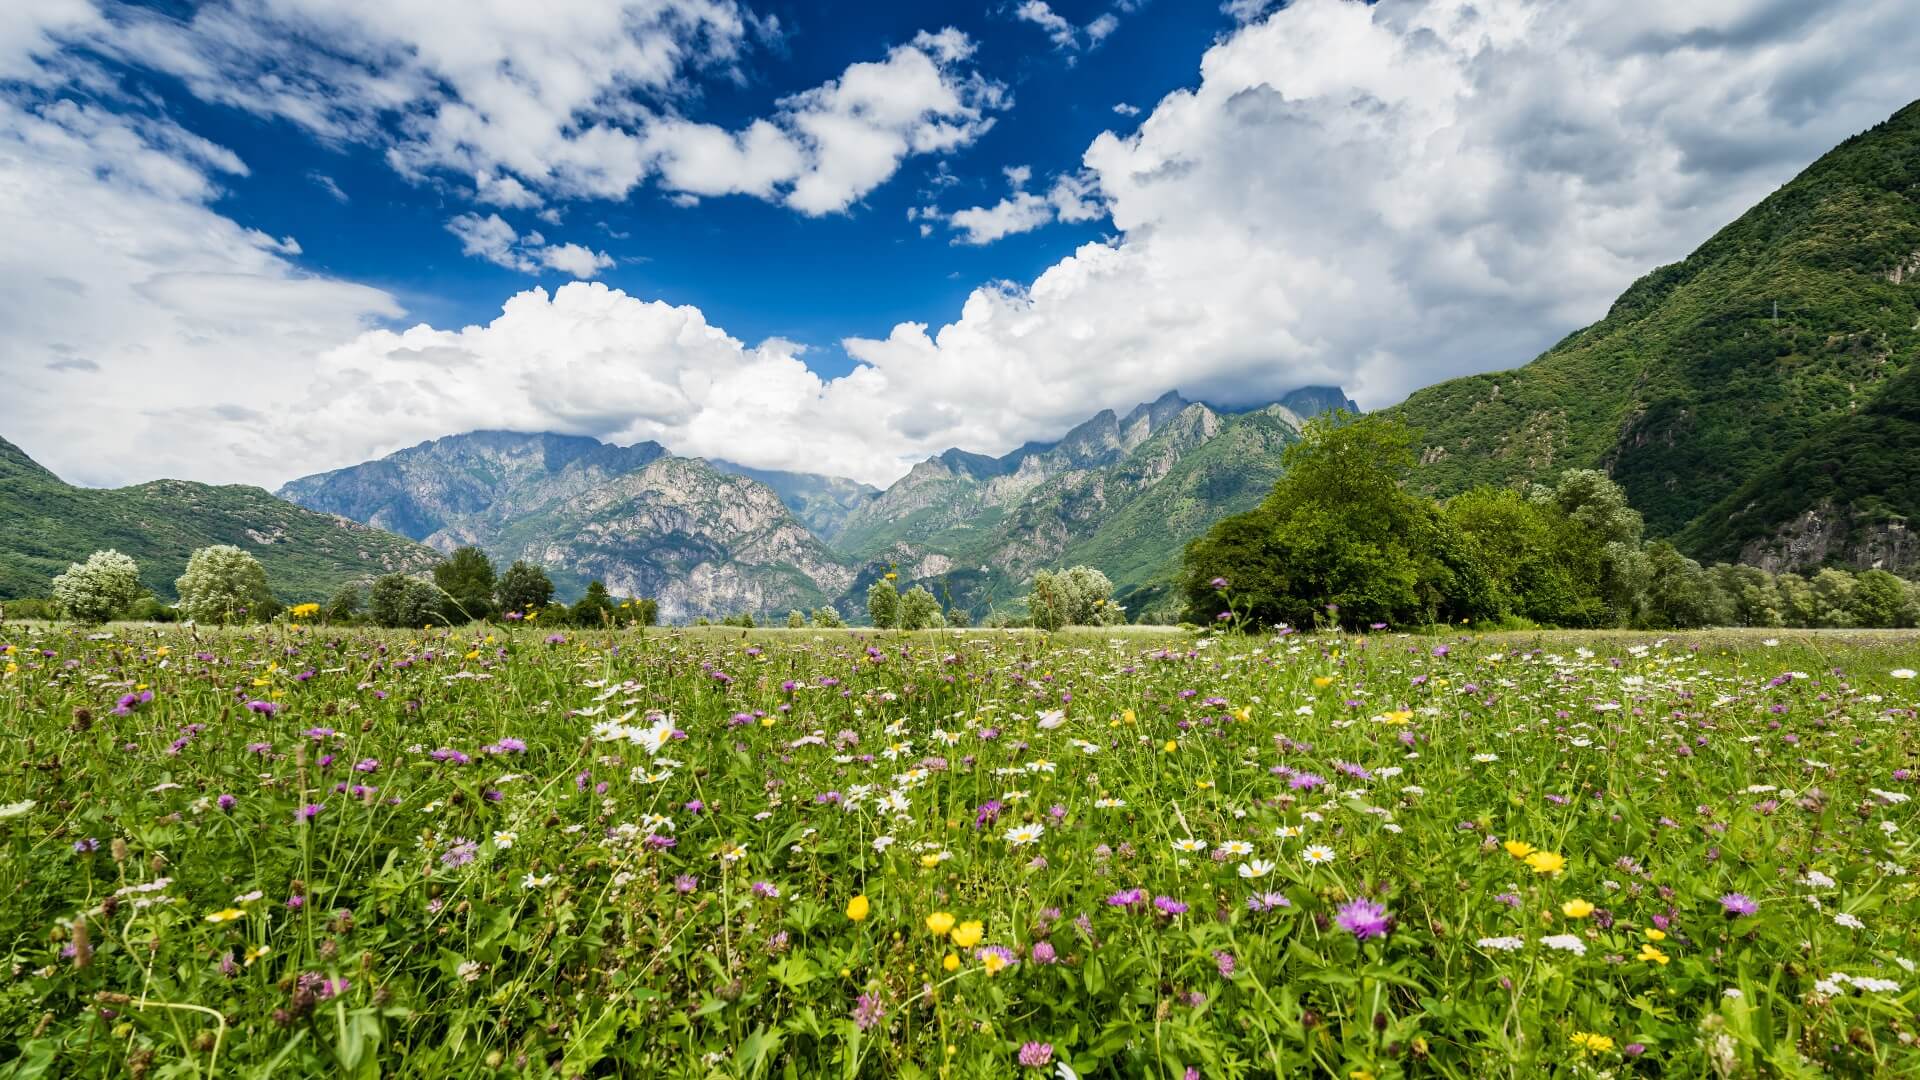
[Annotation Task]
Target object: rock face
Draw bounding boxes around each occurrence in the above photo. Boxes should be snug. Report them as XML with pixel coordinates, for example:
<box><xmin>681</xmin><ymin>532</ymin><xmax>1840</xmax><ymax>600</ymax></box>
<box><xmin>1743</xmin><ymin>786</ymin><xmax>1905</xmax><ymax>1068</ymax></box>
<box><xmin>1389</xmin><ymin>99</ymin><xmax>1920</xmax><ymax>573</ymax></box>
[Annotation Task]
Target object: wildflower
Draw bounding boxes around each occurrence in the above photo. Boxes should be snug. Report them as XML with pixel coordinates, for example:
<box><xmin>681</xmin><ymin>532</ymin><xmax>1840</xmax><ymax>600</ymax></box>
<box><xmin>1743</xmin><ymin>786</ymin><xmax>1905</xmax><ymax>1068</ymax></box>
<box><xmin>978</xmin><ymin>945</ymin><xmax>1015</xmax><ymax>975</ymax></box>
<box><xmin>1153</xmin><ymin>895</ymin><xmax>1189</xmax><ymax>916</ymax></box>
<box><xmin>1218</xmin><ymin>840</ymin><xmax>1253</xmax><ymax>857</ymax></box>
<box><xmin>204</xmin><ymin>908</ymin><xmax>246</xmax><ymax>923</ymax></box>
<box><xmin>296</xmin><ymin>803</ymin><xmax>325</xmax><ymax>823</ymax></box>
<box><xmin>852</xmin><ymin>993</ymin><xmax>885</xmax><ymax>1031</ymax></box>
<box><xmin>1247</xmin><ymin>891</ymin><xmax>1292</xmax><ymax>912</ymax></box>
<box><xmin>1571</xmin><ymin>1032</ymin><xmax>1615</xmax><ymax>1054</ymax></box>
<box><xmin>1238</xmin><ymin>859</ymin><xmax>1276</xmax><ymax>878</ymax></box>
<box><xmin>522</xmin><ymin>873</ymin><xmax>554</xmax><ymax>889</ymax></box>
<box><xmin>491</xmin><ymin>830</ymin><xmax>516</xmax><ymax>849</ymax></box>
<box><xmin>1476</xmin><ymin>936</ymin><xmax>1524</xmax><ymax>951</ymax></box>
<box><xmin>1893</xmin><ymin>669</ymin><xmax>1917</xmax><ymax>680</ymax></box>
<box><xmin>1541</xmin><ymin>934</ymin><xmax>1587</xmax><ymax>956</ymax></box>
<box><xmin>1501</xmin><ymin>840</ymin><xmax>1534</xmax><ymax>859</ymax></box>
<box><xmin>1833</xmin><ymin>911</ymin><xmax>1865</xmax><ymax>930</ymax></box>
<box><xmin>950</xmin><ymin>920</ymin><xmax>985</xmax><ymax>949</ymax></box>
<box><xmin>1335</xmin><ymin>898</ymin><xmax>1390</xmax><ymax>940</ymax></box>
<box><xmin>1637</xmin><ymin>942</ymin><xmax>1670</xmax><ymax>965</ymax></box>
<box><xmin>1523</xmin><ymin>850</ymin><xmax>1566</xmax><ymax>876</ymax></box>
<box><xmin>1718</xmin><ymin>892</ymin><xmax>1758</xmax><ymax>917</ymax></box>
<box><xmin>846</xmin><ymin>894</ymin><xmax>870</xmax><ymax>922</ymax></box>
<box><xmin>1173</xmin><ymin>837</ymin><xmax>1208</xmax><ymax>853</ymax></box>
<box><xmin>926</xmin><ymin>911</ymin><xmax>957</xmax><ymax>937</ymax></box>
<box><xmin>1018</xmin><ymin>1041</ymin><xmax>1054</xmax><ymax>1068</ymax></box>
<box><xmin>1561</xmin><ymin>899</ymin><xmax>1595</xmax><ymax>919</ymax></box>
<box><xmin>943</xmin><ymin>953</ymin><xmax>960</xmax><ymax>971</ymax></box>
<box><xmin>1301</xmin><ymin>845</ymin><xmax>1336</xmax><ymax>865</ymax></box>
<box><xmin>1004</xmin><ymin>822</ymin><xmax>1046</xmax><ymax>846</ymax></box>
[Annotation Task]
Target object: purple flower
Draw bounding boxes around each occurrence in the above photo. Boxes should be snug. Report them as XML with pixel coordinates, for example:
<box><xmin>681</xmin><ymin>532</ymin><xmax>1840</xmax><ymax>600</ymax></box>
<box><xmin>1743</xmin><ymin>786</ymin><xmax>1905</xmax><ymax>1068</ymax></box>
<box><xmin>216</xmin><ymin>793</ymin><xmax>236</xmax><ymax>812</ymax></box>
<box><xmin>1213</xmin><ymin>950</ymin><xmax>1237</xmax><ymax>977</ymax></box>
<box><xmin>974</xmin><ymin>800</ymin><xmax>1005</xmax><ymax>828</ymax></box>
<box><xmin>1289</xmin><ymin>772</ymin><xmax>1326</xmax><ymax>791</ymax></box>
<box><xmin>1210</xmin><ymin>577</ymin><xmax>1229</xmax><ymax>590</ymax></box>
<box><xmin>750</xmin><ymin>881</ymin><xmax>780</xmax><ymax>899</ymax></box>
<box><xmin>1106</xmin><ymin>887</ymin><xmax>1146</xmax><ymax>909</ymax></box>
<box><xmin>674</xmin><ymin>875</ymin><xmax>699</xmax><ymax>894</ymax></box>
<box><xmin>72</xmin><ymin>837</ymin><xmax>99</xmax><ymax>853</ymax></box>
<box><xmin>852</xmin><ymin>992</ymin><xmax>885</xmax><ymax>1032</ymax></box>
<box><xmin>440</xmin><ymin>838</ymin><xmax>479</xmax><ymax>868</ymax></box>
<box><xmin>1153</xmin><ymin>895</ymin><xmax>1189</xmax><ymax>916</ymax></box>
<box><xmin>1719</xmin><ymin>892</ymin><xmax>1758</xmax><ymax>917</ymax></box>
<box><xmin>1030</xmin><ymin>941</ymin><xmax>1058</xmax><ymax>964</ymax></box>
<box><xmin>1247</xmin><ymin>891</ymin><xmax>1292</xmax><ymax>913</ymax></box>
<box><xmin>296</xmin><ymin>803</ymin><xmax>325</xmax><ymax>822</ymax></box>
<box><xmin>245</xmin><ymin>700</ymin><xmax>278</xmax><ymax>715</ymax></box>
<box><xmin>1334</xmin><ymin>897</ymin><xmax>1390</xmax><ymax>941</ymax></box>
<box><xmin>1018</xmin><ymin>1042</ymin><xmax>1054</xmax><ymax>1068</ymax></box>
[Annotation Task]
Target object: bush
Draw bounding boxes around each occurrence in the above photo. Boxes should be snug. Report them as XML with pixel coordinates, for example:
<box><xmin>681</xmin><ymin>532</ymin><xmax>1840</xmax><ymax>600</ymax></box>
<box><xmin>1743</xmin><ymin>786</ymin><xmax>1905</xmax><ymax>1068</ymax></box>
<box><xmin>51</xmin><ymin>550</ymin><xmax>143</xmax><ymax>624</ymax></box>
<box><xmin>866</xmin><ymin>579</ymin><xmax>900</xmax><ymax>629</ymax></box>
<box><xmin>811</xmin><ymin>606</ymin><xmax>845</xmax><ymax>629</ymax></box>
<box><xmin>570</xmin><ymin>581</ymin><xmax>616</xmax><ymax>627</ymax></box>
<box><xmin>786</xmin><ymin>610</ymin><xmax>806</xmax><ymax>629</ymax></box>
<box><xmin>124</xmin><ymin>597</ymin><xmax>179</xmax><ymax>623</ymax></box>
<box><xmin>897</xmin><ymin>585</ymin><xmax>946</xmax><ymax>630</ymax></box>
<box><xmin>1025</xmin><ymin>567</ymin><xmax>1123</xmax><ymax>630</ymax></box>
<box><xmin>325</xmin><ymin>583</ymin><xmax>363</xmax><ymax>623</ymax></box>
<box><xmin>175</xmin><ymin>545</ymin><xmax>276</xmax><ymax>625</ymax></box>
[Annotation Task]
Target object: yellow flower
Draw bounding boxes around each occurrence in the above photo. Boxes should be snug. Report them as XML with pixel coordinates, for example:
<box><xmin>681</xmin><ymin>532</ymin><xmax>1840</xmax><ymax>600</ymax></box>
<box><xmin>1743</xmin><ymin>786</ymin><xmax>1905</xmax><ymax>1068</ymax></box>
<box><xmin>981</xmin><ymin>951</ymin><xmax>1008</xmax><ymax>975</ymax></box>
<box><xmin>1121</xmin><ymin>709</ymin><xmax>1136</xmax><ymax>724</ymax></box>
<box><xmin>925</xmin><ymin>911</ymin><xmax>956</xmax><ymax>937</ymax></box>
<box><xmin>1561</xmin><ymin>899</ymin><xmax>1595</xmax><ymax>919</ymax></box>
<box><xmin>1637</xmin><ymin>943</ymin><xmax>1670</xmax><ymax>966</ymax></box>
<box><xmin>204</xmin><ymin>908</ymin><xmax>246</xmax><ymax>923</ymax></box>
<box><xmin>1644</xmin><ymin>927</ymin><xmax>1666</xmax><ymax>941</ymax></box>
<box><xmin>1502</xmin><ymin>840</ymin><xmax>1534</xmax><ymax>859</ymax></box>
<box><xmin>1570</xmin><ymin>1031</ymin><xmax>1615</xmax><ymax>1054</ymax></box>
<box><xmin>243</xmin><ymin>944</ymin><xmax>270</xmax><ymax>966</ymax></box>
<box><xmin>949</xmin><ymin>920</ymin><xmax>984</xmax><ymax>949</ymax></box>
<box><xmin>1312</xmin><ymin>676</ymin><xmax>1334</xmax><ymax>688</ymax></box>
<box><xmin>1524</xmin><ymin>850</ymin><xmax>1567</xmax><ymax>876</ymax></box>
<box><xmin>943</xmin><ymin>953</ymin><xmax>959</xmax><ymax>972</ymax></box>
<box><xmin>846</xmin><ymin>894</ymin><xmax>870</xmax><ymax>922</ymax></box>
<box><xmin>1163</xmin><ymin>740</ymin><xmax>1178</xmax><ymax>753</ymax></box>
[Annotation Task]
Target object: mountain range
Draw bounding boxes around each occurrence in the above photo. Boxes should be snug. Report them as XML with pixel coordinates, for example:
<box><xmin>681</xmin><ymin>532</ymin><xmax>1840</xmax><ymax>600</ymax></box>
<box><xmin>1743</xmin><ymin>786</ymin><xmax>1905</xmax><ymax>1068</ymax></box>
<box><xmin>4</xmin><ymin>101</ymin><xmax>1917</xmax><ymax>620</ymax></box>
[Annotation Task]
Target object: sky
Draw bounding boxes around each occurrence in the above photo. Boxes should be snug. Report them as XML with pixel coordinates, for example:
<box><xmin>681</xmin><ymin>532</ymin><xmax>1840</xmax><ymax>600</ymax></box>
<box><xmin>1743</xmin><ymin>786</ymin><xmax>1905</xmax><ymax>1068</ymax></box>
<box><xmin>2</xmin><ymin>0</ymin><xmax>1916</xmax><ymax>490</ymax></box>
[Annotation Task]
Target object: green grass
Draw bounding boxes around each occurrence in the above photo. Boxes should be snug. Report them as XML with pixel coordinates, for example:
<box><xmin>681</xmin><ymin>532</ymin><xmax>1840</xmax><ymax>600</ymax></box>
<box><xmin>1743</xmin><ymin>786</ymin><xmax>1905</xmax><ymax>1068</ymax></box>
<box><xmin>2</xmin><ymin>623</ymin><xmax>1917</xmax><ymax>1076</ymax></box>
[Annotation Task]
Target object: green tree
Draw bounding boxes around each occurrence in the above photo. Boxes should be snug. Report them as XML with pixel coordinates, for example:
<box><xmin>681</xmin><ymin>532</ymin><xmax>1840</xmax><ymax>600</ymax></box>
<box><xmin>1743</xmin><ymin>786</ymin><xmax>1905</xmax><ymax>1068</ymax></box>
<box><xmin>1442</xmin><ymin>488</ymin><xmax>1602</xmax><ymax>625</ymax></box>
<box><xmin>571</xmin><ymin>580</ymin><xmax>616</xmax><ymax>627</ymax></box>
<box><xmin>1851</xmin><ymin>569</ymin><xmax>1909</xmax><ymax>627</ymax></box>
<box><xmin>433</xmin><ymin>546</ymin><xmax>497</xmax><ymax>622</ymax></box>
<box><xmin>811</xmin><ymin>606</ymin><xmax>845</xmax><ymax>629</ymax></box>
<box><xmin>1181</xmin><ymin>414</ymin><xmax>1493</xmax><ymax>629</ymax></box>
<box><xmin>625</xmin><ymin>597</ymin><xmax>659</xmax><ymax>626</ymax></box>
<box><xmin>1025</xmin><ymin>566</ymin><xmax>1124</xmax><ymax>630</ymax></box>
<box><xmin>496</xmin><ymin>560</ymin><xmax>554</xmax><ymax>616</ymax></box>
<box><xmin>1708</xmin><ymin>564</ymin><xmax>1783</xmax><ymax>626</ymax></box>
<box><xmin>175</xmin><ymin>545</ymin><xmax>275</xmax><ymax>624</ymax></box>
<box><xmin>786</xmin><ymin>610</ymin><xmax>807</xmax><ymax>629</ymax></box>
<box><xmin>898</xmin><ymin>585</ymin><xmax>946</xmax><ymax>630</ymax></box>
<box><xmin>1809</xmin><ymin>568</ymin><xmax>1858</xmax><ymax>627</ymax></box>
<box><xmin>324</xmin><ymin>582</ymin><xmax>363</xmax><ymax>623</ymax></box>
<box><xmin>1534</xmin><ymin>470</ymin><xmax>1648</xmax><ymax>625</ymax></box>
<box><xmin>1774</xmin><ymin>573</ymin><xmax>1817</xmax><ymax>627</ymax></box>
<box><xmin>51</xmin><ymin>549</ymin><xmax>142</xmax><ymax>625</ymax></box>
<box><xmin>1637</xmin><ymin>542</ymin><xmax>1717</xmax><ymax>628</ymax></box>
<box><xmin>866</xmin><ymin>579</ymin><xmax>900</xmax><ymax>629</ymax></box>
<box><xmin>369</xmin><ymin>574</ymin><xmax>441</xmax><ymax>628</ymax></box>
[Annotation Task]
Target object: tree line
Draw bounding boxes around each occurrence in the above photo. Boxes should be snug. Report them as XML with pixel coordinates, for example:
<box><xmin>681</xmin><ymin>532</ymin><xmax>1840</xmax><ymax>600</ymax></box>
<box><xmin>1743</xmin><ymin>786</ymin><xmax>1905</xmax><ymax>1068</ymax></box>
<box><xmin>1181</xmin><ymin>413</ymin><xmax>1920</xmax><ymax>631</ymax></box>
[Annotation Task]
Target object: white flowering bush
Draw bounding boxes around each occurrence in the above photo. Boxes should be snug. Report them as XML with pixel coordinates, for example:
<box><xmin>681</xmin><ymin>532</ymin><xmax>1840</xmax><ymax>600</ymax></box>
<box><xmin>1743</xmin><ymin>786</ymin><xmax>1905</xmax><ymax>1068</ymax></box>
<box><xmin>50</xmin><ymin>549</ymin><xmax>141</xmax><ymax>624</ymax></box>
<box><xmin>174</xmin><ymin>545</ymin><xmax>274</xmax><ymax>624</ymax></box>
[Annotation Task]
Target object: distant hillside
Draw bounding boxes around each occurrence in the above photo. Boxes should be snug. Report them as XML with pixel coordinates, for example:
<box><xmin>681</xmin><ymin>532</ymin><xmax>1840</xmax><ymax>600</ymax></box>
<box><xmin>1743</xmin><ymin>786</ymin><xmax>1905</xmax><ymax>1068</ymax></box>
<box><xmin>0</xmin><ymin>436</ymin><xmax>439</xmax><ymax>602</ymax></box>
<box><xmin>1389</xmin><ymin>99</ymin><xmax>1920</xmax><ymax>573</ymax></box>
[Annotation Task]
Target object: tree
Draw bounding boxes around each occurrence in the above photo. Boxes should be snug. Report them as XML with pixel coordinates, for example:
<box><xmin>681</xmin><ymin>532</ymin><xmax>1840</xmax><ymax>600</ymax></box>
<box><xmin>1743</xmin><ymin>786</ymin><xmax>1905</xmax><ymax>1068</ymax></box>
<box><xmin>1773</xmin><ymin>573</ymin><xmax>1817</xmax><ymax>627</ymax></box>
<box><xmin>1708</xmin><ymin>563</ymin><xmax>1783</xmax><ymax>627</ymax></box>
<box><xmin>496</xmin><ymin>560</ymin><xmax>554</xmax><ymax>617</ymax></box>
<box><xmin>1444</xmin><ymin>487</ymin><xmax>1605</xmax><ymax>627</ymax></box>
<box><xmin>370</xmin><ymin>573</ymin><xmax>441</xmax><ymax>628</ymax></box>
<box><xmin>1534</xmin><ymin>470</ymin><xmax>1648</xmax><ymax>625</ymax></box>
<box><xmin>1025</xmin><ymin>566</ymin><xmax>1124</xmax><ymax>630</ymax></box>
<box><xmin>811</xmin><ymin>606</ymin><xmax>845</xmax><ymax>629</ymax></box>
<box><xmin>51</xmin><ymin>550</ymin><xmax>142</xmax><ymax>625</ymax></box>
<box><xmin>1637</xmin><ymin>542</ymin><xmax>1717</xmax><ymax>628</ymax></box>
<box><xmin>433</xmin><ymin>546</ymin><xmax>497</xmax><ymax>622</ymax></box>
<box><xmin>786</xmin><ymin>610</ymin><xmax>807</xmax><ymax>628</ymax></box>
<box><xmin>898</xmin><ymin>585</ymin><xmax>946</xmax><ymax>630</ymax></box>
<box><xmin>1809</xmin><ymin>568</ymin><xmax>1858</xmax><ymax>627</ymax></box>
<box><xmin>625</xmin><ymin>597</ymin><xmax>659</xmax><ymax>626</ymax></box>
<box><xmin>571</xmin><ymin>580</ymin><xmax>616</xmax><ymax>627</ymax></box>
<box><xmin>324</xmin><ymin>583</ymin><xmax>363</xmax><ymax>623</ymax></box>
<box><xmin>866</xmin><ymin>579</ymin><xmax>900</xmax><ymax>629</ymax></box>
<box><xmin>1851</xmin><ymin>569</ymin><xmax>1910</xmax><ymax>628</ymax></box>
<box><xmin>1181</xmin><ymin>414</ymin><xmax>1493</xmax><ymax>629</ymax></box>
<box><xmin>175</xmin><ymin>545</ymin><xmax>274</xmax><ymax>624</ymax></box>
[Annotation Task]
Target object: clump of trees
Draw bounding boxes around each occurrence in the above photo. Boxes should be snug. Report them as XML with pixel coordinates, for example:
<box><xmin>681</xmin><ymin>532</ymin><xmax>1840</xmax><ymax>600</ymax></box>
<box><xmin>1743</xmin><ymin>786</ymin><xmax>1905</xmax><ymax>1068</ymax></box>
<box><xmin>1024</xmin><ymin>566</ymin><xmax>1125</xmax><ymax>630</ymax></box>
<box><xmin>175</xmin><ymin>545</ymin><xmax>275</xmax><ymax>624</ymax></box>
<box><xmin>1183</xmin><ymin>413</ymin><xmax>1920</xmax><ymax>630</ymax></box>
<box><xmin>865</xmin><ymin>577</ymin><xmax>947</xmax><ymax>630</ymax></box>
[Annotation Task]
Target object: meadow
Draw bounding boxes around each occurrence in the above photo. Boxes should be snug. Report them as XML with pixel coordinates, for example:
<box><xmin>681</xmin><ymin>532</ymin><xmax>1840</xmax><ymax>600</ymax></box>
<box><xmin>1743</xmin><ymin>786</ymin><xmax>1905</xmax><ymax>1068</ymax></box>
<box><xmin>1</xmin><ymin>622</ymin><xmax>1917</xmax><ymax>1077</ymax></box>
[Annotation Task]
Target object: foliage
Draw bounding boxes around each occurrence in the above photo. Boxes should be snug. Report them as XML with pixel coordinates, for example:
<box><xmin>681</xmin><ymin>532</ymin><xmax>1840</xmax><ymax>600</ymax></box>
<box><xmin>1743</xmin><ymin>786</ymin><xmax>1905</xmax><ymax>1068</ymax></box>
<box><xmin>50</xmin><ymin>550</ymin><xmax>143</xmax><ymax>625</ymax></box>
<box><xmin>570</xmin><ymin>581</ymin><xmax>617</xmax><ymax>627</ymax></box>
<box><xmin>896</xmin><ymin>585</ymin><xmax>945</xmax><ymax>631</ymax></box>
<box><xmin>369</xmin><ymin>573</ymin><xmax>442</xmax><ymax>629</ymax></box>
<box><xmin>174</xmin><ymin>545</ymin><xmax>276</xmax><ymax>625</ymax></box>
<box><xmin>1024</xmin><ymin>567</ymin><xmax>1124</xmax><ymax>631</ymax></box>
<box><xmin>1</xmin><ymin>624</ymin><xmax>1917</xmax><ymax>1076</ymax></box>
<box><xmin>866</xmin><ymin>579</ymin><xmax>900</xmax><ymax>629</ymax></box>
<box><xmin>495</xmin><ymin>560</ymin><xmax>554</xmax><ymax>618</ymax></box>
<box><xmin>786</xmin><ymin>610</ymin><xmax>807</xmax><ymax>629</ymax></box>
<box><xmin>433</xmin><ymin>547</ymin><xmax>497</xmax><ymax>623</ymax></box>
<box><xmin>810</xmin><ymin>606</ymin><xmax>845</xmax><ymax>629</ymax></box>
<box><xmin>324</xmin><ymin>583</ymin><xmax>362</xmax><ymax>623</ymax></box>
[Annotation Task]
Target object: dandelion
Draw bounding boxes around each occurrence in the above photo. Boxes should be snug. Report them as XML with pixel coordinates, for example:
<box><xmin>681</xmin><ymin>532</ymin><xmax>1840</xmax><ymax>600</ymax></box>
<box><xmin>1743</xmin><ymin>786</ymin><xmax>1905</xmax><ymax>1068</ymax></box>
<box><xmin>1571</xmin><ymin>1032</ymin><xmax>1615</xmax><ymax>1054</ymax></box>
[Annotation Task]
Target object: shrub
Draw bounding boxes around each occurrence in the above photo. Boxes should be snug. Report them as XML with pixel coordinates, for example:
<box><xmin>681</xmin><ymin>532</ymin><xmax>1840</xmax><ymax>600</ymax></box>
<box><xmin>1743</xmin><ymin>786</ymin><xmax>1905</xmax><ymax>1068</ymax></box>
<box><xmin>51</xmin><ymin>550</ymin><xmax>142</xmax><ymax>624</ymax></box>
<box><xmin>811</xmin><ymin>606</ymin><xmax>845</xmax><ymax>629</ymax></box>
<box><xmin>786</xmin><ymin>610</ymin><xmax>806</xmax><ymax>629</ymax></box>
<box><xmin>175</xmin><ymin>546</ymin><xmax>275</xmax><ymax>624</ymax></box>
<box><xmin>369</xmin><ymin>573</ymin><xmax>442</xmax><ymax>628</ymax></box>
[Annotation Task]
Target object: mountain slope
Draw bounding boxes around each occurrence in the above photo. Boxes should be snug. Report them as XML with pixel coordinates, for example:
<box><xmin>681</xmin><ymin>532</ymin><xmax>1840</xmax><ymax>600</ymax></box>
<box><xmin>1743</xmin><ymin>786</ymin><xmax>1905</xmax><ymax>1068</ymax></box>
<box><xmin>0</xmin><ymin>436</ymin><xmax>438</xmax><ymax>602</ymax></box>
<box><xmin>1389</xmin><ymin>100</ymin><xmax>1920</xmax><ymax>571</ymax></box>
<box><xmin>707</xmin><ymin>460</ymin><xmax>879</xmax><ymax>539</ymax></box>
<box><xmin>278</xmin><ymin>432</ymin><xmax>853</xmax><ymax>621</ymax></box>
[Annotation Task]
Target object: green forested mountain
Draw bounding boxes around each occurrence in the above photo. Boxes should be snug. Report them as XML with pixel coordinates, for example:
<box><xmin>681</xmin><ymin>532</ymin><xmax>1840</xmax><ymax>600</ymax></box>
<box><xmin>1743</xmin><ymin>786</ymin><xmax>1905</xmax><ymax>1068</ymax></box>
<box><xmin>1389</xmin><ymin>100</ymin><xmax>1920</xmax><ymax>572</ymax></box>
<box><xmin>0</xmin><ymin>436</ymin><xmax>439</xmax><ymax>602</ymax></box>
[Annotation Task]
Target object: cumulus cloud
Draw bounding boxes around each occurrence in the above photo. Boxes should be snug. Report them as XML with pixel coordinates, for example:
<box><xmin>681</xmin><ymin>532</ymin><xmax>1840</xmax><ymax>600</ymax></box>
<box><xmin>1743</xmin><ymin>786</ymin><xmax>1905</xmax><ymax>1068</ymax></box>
<box><xmin>0</xmin><ymin>97</ymin><xmax>400</xmax><ymax>486</ymax></box>
<box><xmin>1013</xmin><ymin>1</ymin><xmax>1128</xmax><ymax>55</ymax></box>
<box><xmin>46</xmin><ymin>1</ymin><xmax>999</xmax><ymax>215</ymax></box>
<box><xmin>445</xmin><ymin>213</ymin><xmax>614</xmax><ymax>278</ymax></box>
<box><xmin>940</xmin><ymin>166</ymin><xmax>1107</xmax><ymax>244</ymax></box>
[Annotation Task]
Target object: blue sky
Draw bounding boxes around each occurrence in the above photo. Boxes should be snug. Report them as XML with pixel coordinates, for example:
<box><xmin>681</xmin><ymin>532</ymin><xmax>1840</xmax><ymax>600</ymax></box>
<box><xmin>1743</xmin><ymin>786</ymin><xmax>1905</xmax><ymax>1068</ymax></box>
<box><xmin>130</xmin><ymin>0</ymin><xmax>1232</xmax><ymax>379</ymax></box>
<box><xmin>4</xmin><ymin>0</ymin><xmax>1917</xmax><ymax>489</ymax></box>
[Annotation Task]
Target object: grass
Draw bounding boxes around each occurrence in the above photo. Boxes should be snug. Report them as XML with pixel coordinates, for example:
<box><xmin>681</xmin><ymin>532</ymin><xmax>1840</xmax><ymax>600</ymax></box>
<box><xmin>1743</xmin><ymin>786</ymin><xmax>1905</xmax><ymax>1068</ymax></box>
<box><xmin>1</xmin><ymin>621</ymin><xmax>1917</xmax><ymax>1076</ymax></box>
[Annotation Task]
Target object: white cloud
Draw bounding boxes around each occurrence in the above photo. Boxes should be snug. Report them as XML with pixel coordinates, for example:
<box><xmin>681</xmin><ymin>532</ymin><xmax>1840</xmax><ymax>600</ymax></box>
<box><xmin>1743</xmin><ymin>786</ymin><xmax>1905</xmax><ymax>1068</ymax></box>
<box><xmin>51</xmin><ymin>2</ymin><xmax>998</xmax><ymax>216</ymax></box>
<box><xmin>939</xmin><ymin>167</ymin><xmax>1108</xmax><ymax>244</ymax></box>
<box><xmin>446</xmin><ymin>213</ymin><xmax>613</xmax><ymax>278</ymax></box>
<box><xmin>1112</xmin><ymin>102</ymin><xmax>1141</xmax><ymax>117</ymax></box>
<box><xmin>308</xmin><ymin>171</ymin><xmax>348</xmax><ymax>202</ymax></box>
<box><xmin>1013</xmin><ymin>1</ymin><xmax>1126</xmax><ymax>54</ymax></box>
<box><xmin>0</xmin><ymin>97</ymin><xmax>400</xmax><ymax>486</ymax></box>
